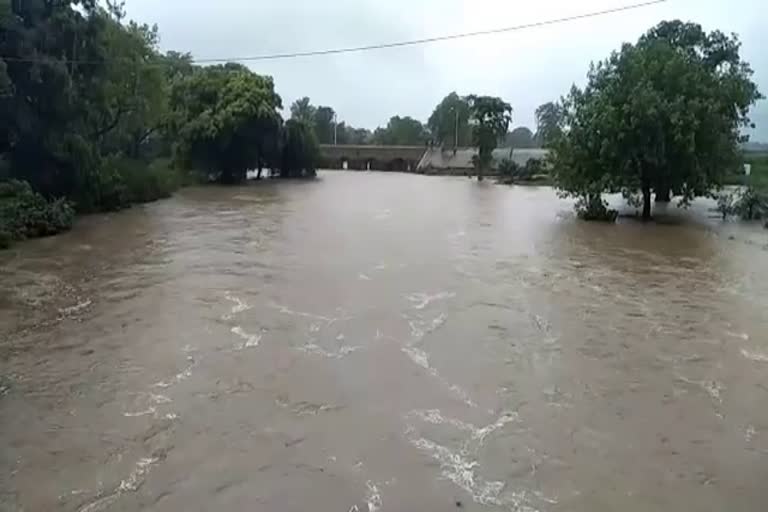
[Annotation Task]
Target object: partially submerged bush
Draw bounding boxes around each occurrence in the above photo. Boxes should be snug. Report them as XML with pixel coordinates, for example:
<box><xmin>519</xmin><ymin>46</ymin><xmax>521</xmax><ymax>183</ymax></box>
<box><xmin>497</xmin><ymin>158</ymin><xmax>546</xmax><ymax>184</ymax></box>
<box><xmin>116</xmin><ymin>158</ymin><xmax>181</xmax><ymax>204</ymax></box>
<box><xmin>733</xmin><ymin>185</ymin><xmax>768</xmax><ymax>220</ymax></box>
<box><xmin>711</xmin><ymin>190</ymin><xmax>736</xmax><ymax>220</ymax></box>
<box><xmin>0</xmin><ymin>180</ymin><xmax>75</xmax><ymax>247</ymax></box>
<box><xmin>575</xmin><ymin>194</ymin><xmax>618</xmax><ymax>222</ymax></box>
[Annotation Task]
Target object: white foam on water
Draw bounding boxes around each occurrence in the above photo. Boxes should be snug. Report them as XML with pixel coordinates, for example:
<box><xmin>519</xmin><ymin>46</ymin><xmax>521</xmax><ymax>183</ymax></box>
<box><xmin>298</xmin><ymin>342</ymin><xmax>361</xmax><ymax>359</ymax></box>
<box><xmin>231</xmin><ymin>326</ymin><xmax>261</xmax><ymax>349</ymax></box>
<box><xmin>149</xmin><ymin>393</ymin><xmax>172</xmax><ymax>404</ymax></box>
<box><xmin>359</xmin><ymin>274</ymin><xmax>372</xmax><ymax>281</ymax></box>
<box><xmin>119</xmin><ymin>457</ymin><xmax>158</xmax><ymax>492</ymax></box>
<box><xmin>407</xmin><ymin>313</ymin><xmax>447</xmax><ymax>340</ymax></box>
<box><xmin>77</xmin><ymin>457</ymin><xmax>159</xmax><ymax>512</ymax></box>
<box><xmin>402</xmin><ymin>347</ymin><xmax>434</xmax><ymax>373</ymax></box>
<box><xmin>410</xmin><ymin>437</ymin><xmax>539</xmax><ymax>511</ymax></box>
<box><xmin>152</xmin><ymin>358</ymin><xmax>198</xmax><ymax>389</ymax></box>
<box><xmin>222</xmin><ymin>292</ymin><xmax>252</xmax><ymax>320</ymax></box>
<box><xmin>676</xmin><ymin>374</ymin><xmax>724</xmax><ymax>404</ymax></box>
<box><xmin>59</xmin><ymin>299</ymin><xmax>92</xmax><ymax>316</ymax></box>
<box><xmin>741</xmin><ymin>349</ymin><xmax>768</xmax><ymax>362</ymax></box>
<box><xmin>410</xmin><ymin>409</ymin><xmax>518</xmax><ymax>445</ymax></box>
<box><xmin>374</xmin><ymin>263</ymin><xmax>388</xmax><ymax>270</ymax></box>
<box><xmin>726</xmin><ymin>331</ymin><xmax>750</xmax><ymax>341</ymax></box>
<box><xmin>164</xmin><ymin>413</ymin><xmax>179</xmax><ymax>421</ymax></box>
<box><xmin>745</xmin><ymin>425</ymin><xmax>757</xmax><ymax>442</ymax></box>
<box><xmin>374</xmin><ymin>209</ymin><xmax>392</xmax><ymax>220</ymax></box>
<box><xmin>407</xmin><ymin>292</ymin><xmax>456</xmax><ymax>310</ymax></box>
<box><xmin>271</xmin><ymin>303</ymin><xmax>336</xmax><ymax>324</ymax></box>
<box><xmin>123</xmin><ymin>407</ymin><xmax>156</xmax><ymax>418</ymax></box>
<box><xmin>366</xmin><ymin>481</ymin><xmax>383</xmax><ymax>512</ymax></box>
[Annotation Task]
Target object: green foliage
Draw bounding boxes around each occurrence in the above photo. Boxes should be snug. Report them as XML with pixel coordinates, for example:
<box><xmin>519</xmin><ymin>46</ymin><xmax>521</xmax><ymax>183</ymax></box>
<box><xmin>504</xmin><ymin>127</ymin><xmax>536</xmax><ymax>149</ymax></box>
<box><xmin>427</xmin><ymin>92</ymin><xmax>472</xmax><ymax>147</ymax></box>
<box><xmin>497</xmin><ymin>157</ymin><xmax>547</xmax><ymax>184</ymax></box>
<box><xmin>732</xmin><ymin>185</ymin><xmax>768</xmax><ymax>220</ymax></box>
<box><xmin>534</xmin><ymin>102</ymin><xmax>564</xmax><ymax>147</ymax></box>
<box><xmin>467</xmin><ymin>95</ymin><xmax>513</xmax><ymax>180</ymax></box>
<box><xmin>313</xmin><ymin>106</ymin><xmax>336</xmax><ymax>144</ymax></box>
<box><xmin>290</xmin><ymin>97</ymin><xmax>316</xmax><ymax>124</ymax></box>
<box><xmin>713</xmin><ymin>190</ymin><xmax>736</xmax><ymax>220</ymax></box>
<box><xmin>171</xmin><ymin>64</ymin><xmax>283</xmax><ymax>183</ymax></box>
<box><xmin>575</xmin><ymin>194</ymin><xmax>618</xmax><ymax>222</ymax></box>
<box><xmin>372</xmin><ymin>116</ymin><xmax>428</xmax><ymax>146</ymax></box>
<box><xmin>0</xmin><ymin>180</ymin><xmax>75</xmax><ymax>248</ymax></box>
<box><xmin>280</xmin><ymin>120</ymin><xmax>320</xmax><ymax>178</ymax></box>
<box><xmin>552</xmin><ymin>20</ymin><xmax>762</xmax><ymax>220</ymax></box>
<box><xmin>113</xmin><ymin>158</ymin><xmax>181</xmax><ymax>203</ymax></box>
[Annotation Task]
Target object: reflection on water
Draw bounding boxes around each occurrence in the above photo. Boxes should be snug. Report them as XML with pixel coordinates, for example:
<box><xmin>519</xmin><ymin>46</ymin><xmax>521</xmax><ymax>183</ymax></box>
<box><xmin>1</xmin><ymin>171</ymin><xmax>768</xmax><ymax>511</ymax></box>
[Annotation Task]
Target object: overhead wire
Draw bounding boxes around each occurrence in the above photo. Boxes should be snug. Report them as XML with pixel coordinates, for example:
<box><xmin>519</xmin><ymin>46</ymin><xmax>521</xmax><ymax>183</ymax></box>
<box><xmin>0</xmin><ymin>0</ymin><xmax>668</xmax><ymax>66</ymax></box>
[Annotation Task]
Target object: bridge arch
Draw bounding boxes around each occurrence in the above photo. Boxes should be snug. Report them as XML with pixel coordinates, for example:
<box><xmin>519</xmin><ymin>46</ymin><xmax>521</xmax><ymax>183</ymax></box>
<box><xmin>319</xmin><ymin>145</ymin><xmax>427</xmax><ymax>172</ymax></box>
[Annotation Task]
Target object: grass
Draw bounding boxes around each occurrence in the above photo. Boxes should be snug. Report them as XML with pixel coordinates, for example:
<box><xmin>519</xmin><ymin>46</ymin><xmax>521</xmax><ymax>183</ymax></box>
<box><xmin>724</xmin><ymin>154</ymin><xmax>768</xmax><ymax>187</ymax></box>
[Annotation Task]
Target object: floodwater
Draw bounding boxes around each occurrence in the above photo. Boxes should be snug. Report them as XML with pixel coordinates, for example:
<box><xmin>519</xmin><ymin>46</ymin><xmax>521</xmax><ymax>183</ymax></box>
<box><xmin>2</xmin><ymin>171</ymin><xmax>768</xmax><ymax>512</ymax></box>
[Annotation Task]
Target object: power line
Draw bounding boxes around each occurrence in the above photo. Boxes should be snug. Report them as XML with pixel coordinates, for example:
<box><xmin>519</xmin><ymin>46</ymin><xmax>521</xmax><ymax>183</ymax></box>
<box><xmin>195</xmin><ymin>0</ymin><xmax>668</xmax><ymax>63</ymax></box>
<box><xmin>2</xmin><ymin>0</ymin><xmax>668</xmax><ymax>65</ymax></box>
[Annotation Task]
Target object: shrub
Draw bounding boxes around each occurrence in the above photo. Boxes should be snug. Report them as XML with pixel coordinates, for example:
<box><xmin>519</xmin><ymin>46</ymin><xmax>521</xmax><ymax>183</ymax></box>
<box><xmin>575</xmin><ymin>194</ymin><xmax>618</xmax><ymax>222</ymax></box>
<box><xmin>733</xmin><ymin>185</ymin><xmax>768</xmax><ymax>220</ymax></box>
<box><xmin>713</xmin><ymin>191</ymin><xmax>736</xmax><ymax>220</ymax></box>
<box><xmin>0</xmin><ymin>180</ymin><xmax>75</xmax><ymax>247</ymax></box>
<box><xmin>116</xmin><ymin>158</ymin><xmax>181</xmax><ymax>203</ymax></box>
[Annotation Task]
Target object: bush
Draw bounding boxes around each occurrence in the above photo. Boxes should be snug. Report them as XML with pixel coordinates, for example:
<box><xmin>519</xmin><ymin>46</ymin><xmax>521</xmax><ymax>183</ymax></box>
<box><xmin>116</xmin><ymin>158</ymin><xmax>181</xmax><ymax>203</ymax></box>
<box><xmin>0</xmin><ymin>180</ymin><xmax>75</xmax><ymax>247</ymax></box>
<box><xmin>575</xmin><ymin>194</ymin><xmax>618</xmax><ymax>222</ymax></box>
<box><xmin>713</xmin><ymin>191</ymin><xmax>736</xmax><ymax>220</ymax></box>
<box><xmin>733</xmin><ymin>185</ymin><xmax>768</xmax><ymax>220</ymax></box>
<box><xmin>497</xmin><ymin>158</ymin><xmax>546</xmax><ymax>184</ymax></box>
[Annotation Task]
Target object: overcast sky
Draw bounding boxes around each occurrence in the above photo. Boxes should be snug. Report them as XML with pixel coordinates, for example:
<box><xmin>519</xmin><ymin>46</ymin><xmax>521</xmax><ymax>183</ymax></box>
<box><xmin>125</xmin><ymin>0</ymin><xmax>767</xmax><ymax>141</ymax></box>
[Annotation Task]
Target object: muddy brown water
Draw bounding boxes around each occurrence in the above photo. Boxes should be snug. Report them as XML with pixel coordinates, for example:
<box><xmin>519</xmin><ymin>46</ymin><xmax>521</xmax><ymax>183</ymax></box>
<box><xmin>2</xmin><ymin>171</ymin><xmax>768</xmax><ymax>512</ymax></box>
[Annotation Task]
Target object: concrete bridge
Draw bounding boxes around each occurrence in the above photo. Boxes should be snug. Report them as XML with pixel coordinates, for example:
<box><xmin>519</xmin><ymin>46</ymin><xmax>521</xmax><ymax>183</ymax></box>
<box><xmin>319</xmin><ymin>144</ymin><xmax>428</xmax><ymax>171</ymax></box>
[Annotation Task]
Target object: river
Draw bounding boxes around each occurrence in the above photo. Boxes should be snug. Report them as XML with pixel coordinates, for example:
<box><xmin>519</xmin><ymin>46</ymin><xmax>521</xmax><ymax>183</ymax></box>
<box><xmin>1</xmin><ymin>171</ymin><xmax>768</xmax><ymax>511</ymax></box>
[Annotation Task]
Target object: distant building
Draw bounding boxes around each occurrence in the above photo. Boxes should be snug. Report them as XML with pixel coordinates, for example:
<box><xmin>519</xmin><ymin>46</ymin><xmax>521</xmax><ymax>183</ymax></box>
<box><xmin>417</xmin><ymin>146</ymin><xmax>550</xmax><ymax>174</ymax></box>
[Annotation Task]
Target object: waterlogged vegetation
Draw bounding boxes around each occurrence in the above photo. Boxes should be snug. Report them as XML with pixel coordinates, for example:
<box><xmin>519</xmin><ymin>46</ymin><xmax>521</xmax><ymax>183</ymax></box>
<box><xmin>547</xmin><ymin>21</ymin><xmax>763</xmax><ymax>222</ymax></box>
<box><xmin>0</xmin><ymin>0</ymin><xmax>319</xmax><ymax>247</ymax></box>
<box><xmin>1</xmin><ymin>4</ymin><xmax>765</xmax><ymax>250</ymax></box>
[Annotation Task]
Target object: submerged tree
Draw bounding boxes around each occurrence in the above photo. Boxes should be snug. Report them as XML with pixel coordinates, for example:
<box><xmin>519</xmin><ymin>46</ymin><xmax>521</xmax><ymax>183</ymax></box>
<box><xmin>467</xmin><ymin>95</ymin><xmax>512</xmax><ymax>181</ymax></box>
<box><xmin>552</xmin><ymin>20</ymin><xmax>762</xmax><ymax>220</ymax></box>
<box><xmin>172</xmin><ymin>65</ymin><xmax>282</xmax><ymax>183</ymax></box>
<box><xmin>280</xmin><ymin>119</ymin><xmax>319</xmax><ymax>178</ymax></box>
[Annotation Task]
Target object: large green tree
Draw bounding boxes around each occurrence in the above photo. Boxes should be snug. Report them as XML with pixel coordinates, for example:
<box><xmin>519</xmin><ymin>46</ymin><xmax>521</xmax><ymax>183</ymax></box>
<box><xmin>427</xmin><ymin>92</ymin><xmax>472</xmax><ymax>148</ymax></box>
<box><xmin>172</xmin><ymin>64</ymin><xmax>282</xmax><ymax>183</ymax></box>
<box><xmin>372</xmin><ymin>116</ymin><xmax>428</xmax><ymax>145</ymax></box>
<box><xmin>290</xmin><ymin>97</ymin><xmax>316</xmax><ymax>124</ymax></box>
<box><xmin>313</xmin><ymin>106</ymin><xmax>336</xmax><ymax>144</ymax></box>
<box><xmin>504</xmin><ymin>127</ymin><xmax>536</xmax><ymax>148</ymax></box>
<box><xmin>534</xmin><ymin>102</ymin><xmax>564</xmax><ymax>148</ymax></box>
<box><xmin>553</xmin><ymin>20</ymin><xmax>762</xmax><ymax>220</ymax></box>
<box><xmin>467</xmin><ymin>95</ymin><xmax>513</xmax><ymax>181</ymax></box>
<box><xmin>280</xmin><ymin>119</ymin><xmax>319</xmax><ymax>178</ymax></box>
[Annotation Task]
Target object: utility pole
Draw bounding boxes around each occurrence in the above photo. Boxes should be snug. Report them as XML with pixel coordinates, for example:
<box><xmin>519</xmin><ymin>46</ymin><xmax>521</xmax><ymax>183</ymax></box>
<box><xmin>333</xmin><ymin>113</ymin><xmax>337</xmax><ymax>145</ymax></box>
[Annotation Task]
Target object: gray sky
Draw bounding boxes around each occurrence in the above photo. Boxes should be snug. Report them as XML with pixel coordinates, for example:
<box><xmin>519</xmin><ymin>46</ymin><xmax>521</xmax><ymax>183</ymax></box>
<box><xmin>126</xmin><ymin>0</ymin><xmax>767</xmax><ymax>141</ymax></box>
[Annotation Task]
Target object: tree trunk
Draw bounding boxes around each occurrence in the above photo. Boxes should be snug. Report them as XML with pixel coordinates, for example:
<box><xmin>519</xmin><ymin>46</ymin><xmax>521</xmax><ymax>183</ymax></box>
<box><xmin>656</xmin><ymin>185</ymin><xmax>671</xmax><ymax>202</ymax></box>
<box><xmin>642</xmin><ymin>184</ymin><xmax>652</xmax><ymax>221</ymax></box>
<box><xmin>477</xmin><ymin>167</ymin><xmax>484</xmax><ymax>182</ymax></box>
<box><xmin>256</xmin><ymin>160</ymin><xmax>263</xmax><ymax>180</ymax></box>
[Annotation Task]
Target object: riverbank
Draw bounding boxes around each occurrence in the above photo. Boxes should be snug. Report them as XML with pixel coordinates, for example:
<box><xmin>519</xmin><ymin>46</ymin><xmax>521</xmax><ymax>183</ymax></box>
<box><xmin>0</xmin><ymin>159</ymin><xmax>187</xmax><ymax>249</ymax></box>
